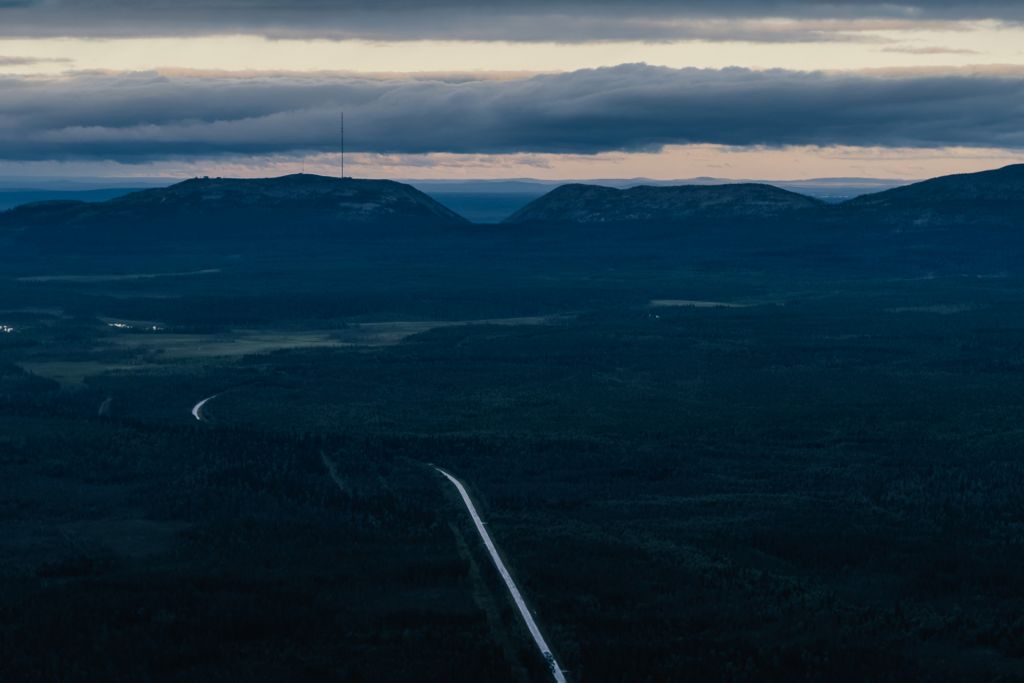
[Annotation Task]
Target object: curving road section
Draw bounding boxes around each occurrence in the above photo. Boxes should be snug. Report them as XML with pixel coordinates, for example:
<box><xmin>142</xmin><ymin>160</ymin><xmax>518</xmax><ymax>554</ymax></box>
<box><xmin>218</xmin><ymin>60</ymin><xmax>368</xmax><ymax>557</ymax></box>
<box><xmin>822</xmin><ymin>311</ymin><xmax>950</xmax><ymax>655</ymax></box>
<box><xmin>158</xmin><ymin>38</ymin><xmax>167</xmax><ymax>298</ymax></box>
<box><xmin>191</xmin><ymin>394</ymin><xmax>219</xmax><ymax>422</ymax></box>
<box><xmin>434</xmin><ymin>466</ymin><xmax>567</xmax><ymax>683</ymax></box>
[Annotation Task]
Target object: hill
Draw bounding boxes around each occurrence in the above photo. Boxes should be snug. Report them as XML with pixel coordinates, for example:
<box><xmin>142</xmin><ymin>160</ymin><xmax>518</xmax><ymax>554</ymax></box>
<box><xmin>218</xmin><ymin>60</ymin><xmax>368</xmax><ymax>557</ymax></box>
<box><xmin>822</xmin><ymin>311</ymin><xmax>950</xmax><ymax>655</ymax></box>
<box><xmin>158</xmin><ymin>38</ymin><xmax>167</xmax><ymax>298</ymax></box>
<box><xmin>503</xmin><ymin>183</ymin><xmax>823</xmax><ymax>225</ymax></box>
<box><xmin>839</xmin><ymin>164</ymin><xmax>1024</xmax><ymax>229</ymax></box>
<box><xmin>503</xmin><ymin>166</ymin><xmax>1024</xmax><ymax>235</ymax></box>
<box><xmin>0</xmin><ymin>188</ymin><xmax>144</xmax><ymax>212</ymax></box>
<box><xmin>0</xmin><ymin>174</ymin><xmax>469</xmax><ymax>249</ymax></box>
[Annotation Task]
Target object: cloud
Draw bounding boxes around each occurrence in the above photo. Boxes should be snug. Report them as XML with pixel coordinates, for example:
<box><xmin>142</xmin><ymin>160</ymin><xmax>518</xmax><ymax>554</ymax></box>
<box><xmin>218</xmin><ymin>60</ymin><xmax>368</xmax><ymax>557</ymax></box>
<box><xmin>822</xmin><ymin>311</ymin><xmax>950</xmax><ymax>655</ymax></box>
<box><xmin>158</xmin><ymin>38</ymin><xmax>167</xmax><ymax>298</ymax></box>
<box><xmin>881</xmin><ymin>46</ymin><xmax>981</xmax><ymax>54</ymax></box>
<box><xmin>0</xmin><ymin>55</ymin><xmax>72</xmax><ymax>66</ymax></box>
<box><xmin>0</xmin><ymin>64</ymin><xmax>1022</xmax><ymax>162</ymax></box>
<box><xmin>0</xmin><ymin>1</ymin><xmax>1022</xmax><ymax>41</ymax></box>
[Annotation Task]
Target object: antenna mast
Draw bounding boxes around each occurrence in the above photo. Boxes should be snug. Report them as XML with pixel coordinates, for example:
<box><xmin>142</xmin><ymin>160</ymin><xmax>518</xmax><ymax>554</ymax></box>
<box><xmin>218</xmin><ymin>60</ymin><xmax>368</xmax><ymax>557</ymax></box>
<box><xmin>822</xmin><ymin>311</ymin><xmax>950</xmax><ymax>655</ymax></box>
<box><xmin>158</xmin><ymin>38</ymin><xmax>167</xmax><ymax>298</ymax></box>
<box><xmin>340</xmin><ymin>111</ymin><xmax>345</xmax><ymax>179</ymax></box>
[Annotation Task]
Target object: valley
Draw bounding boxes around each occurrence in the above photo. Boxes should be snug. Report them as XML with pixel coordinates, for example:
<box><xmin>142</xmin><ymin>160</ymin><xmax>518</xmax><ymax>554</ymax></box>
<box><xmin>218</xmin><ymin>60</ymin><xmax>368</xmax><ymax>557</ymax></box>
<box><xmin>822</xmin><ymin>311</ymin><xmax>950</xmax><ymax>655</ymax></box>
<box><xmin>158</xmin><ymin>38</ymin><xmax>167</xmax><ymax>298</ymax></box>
<box><xmin>3</xmin><ymin>166</ymin><xmax>1024</xmax><ymax>681</ymax></box>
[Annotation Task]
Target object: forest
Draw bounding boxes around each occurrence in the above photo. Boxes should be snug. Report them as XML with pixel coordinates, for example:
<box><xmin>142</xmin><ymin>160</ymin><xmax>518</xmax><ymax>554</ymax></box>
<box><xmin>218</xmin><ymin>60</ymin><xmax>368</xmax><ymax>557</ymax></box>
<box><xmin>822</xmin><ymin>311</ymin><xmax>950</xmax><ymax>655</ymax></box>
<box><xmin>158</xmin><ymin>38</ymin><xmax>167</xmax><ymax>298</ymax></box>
<box><xmin>2</xmin><ymin>219</ymin><xmax>1024</xmax><ymax>681</ymax></box>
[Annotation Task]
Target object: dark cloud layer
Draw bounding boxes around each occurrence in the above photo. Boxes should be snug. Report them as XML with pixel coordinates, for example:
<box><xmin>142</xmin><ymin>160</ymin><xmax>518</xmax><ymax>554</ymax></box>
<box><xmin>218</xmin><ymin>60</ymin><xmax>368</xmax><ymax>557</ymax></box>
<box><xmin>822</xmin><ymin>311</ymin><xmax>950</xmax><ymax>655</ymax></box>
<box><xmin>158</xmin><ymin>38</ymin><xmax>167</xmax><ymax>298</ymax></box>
<box><xmin>0</xmin><ymin>65</ymin><xmax>1022</xmax><ymax>161</ymax></box>
<box><xmin>0</xmin><ymin>1</ymin><xmax>1022</xmax><ymax>41</ymax></box>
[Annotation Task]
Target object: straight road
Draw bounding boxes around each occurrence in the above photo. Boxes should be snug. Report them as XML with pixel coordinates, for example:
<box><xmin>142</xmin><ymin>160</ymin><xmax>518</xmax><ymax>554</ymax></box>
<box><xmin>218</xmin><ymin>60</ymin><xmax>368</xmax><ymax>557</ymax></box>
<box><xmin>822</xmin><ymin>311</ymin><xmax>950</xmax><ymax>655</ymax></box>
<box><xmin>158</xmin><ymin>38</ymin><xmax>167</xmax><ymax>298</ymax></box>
<box><xmin>189</xmin><ymin>397</ymin><xmax>565</xmax><ymax>680</ymax></box>
<box><xmin>434</xmin><ymin>466</ymin><xmax>567</xmax><ymax>683</ymax></box>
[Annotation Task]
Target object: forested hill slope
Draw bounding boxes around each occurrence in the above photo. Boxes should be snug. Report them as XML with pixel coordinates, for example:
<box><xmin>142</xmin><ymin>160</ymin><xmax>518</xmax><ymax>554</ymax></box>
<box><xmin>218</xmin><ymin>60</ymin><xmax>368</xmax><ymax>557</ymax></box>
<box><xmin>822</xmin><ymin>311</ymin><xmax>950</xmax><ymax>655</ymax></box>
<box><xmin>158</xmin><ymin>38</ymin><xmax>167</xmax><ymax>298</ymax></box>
<box><xmin>838</xmin><ymin>164</ymin><xmax>1024</xmax><ymax>228</ymax></box>
<box><xmin>503</xmin><ymin>165</ymin><xmax>1024</xmax><ymax>233</ymax></box>
<box><xmin>0</xmin><ymin>174</ymin><xmax>469</xmax><ymax>247</ymax></box>
<box><xmin>503</xmin><ymin>183</ymin><xmax>824</xmax><ymax>225</ymax></box>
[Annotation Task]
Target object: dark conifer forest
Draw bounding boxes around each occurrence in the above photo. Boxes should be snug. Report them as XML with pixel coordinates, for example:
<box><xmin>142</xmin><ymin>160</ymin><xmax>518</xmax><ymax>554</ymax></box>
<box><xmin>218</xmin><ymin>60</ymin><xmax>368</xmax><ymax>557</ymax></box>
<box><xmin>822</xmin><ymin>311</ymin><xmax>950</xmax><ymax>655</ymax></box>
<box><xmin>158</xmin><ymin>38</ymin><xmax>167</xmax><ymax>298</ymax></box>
<box><xmin>3</xmin><ymin>168</ymin><xmax>1024</xmax><ymax>681</ymax></box>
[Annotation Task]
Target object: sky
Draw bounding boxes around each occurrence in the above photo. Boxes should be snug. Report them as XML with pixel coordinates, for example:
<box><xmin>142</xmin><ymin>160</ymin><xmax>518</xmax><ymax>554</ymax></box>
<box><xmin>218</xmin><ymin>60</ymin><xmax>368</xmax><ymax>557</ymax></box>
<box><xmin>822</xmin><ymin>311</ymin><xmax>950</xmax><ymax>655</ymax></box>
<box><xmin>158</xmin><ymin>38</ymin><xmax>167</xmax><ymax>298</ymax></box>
<box><xmin>1</xmin><ymin>1</ymin><xmax>1024</xmax><ymax>181</ymax></box>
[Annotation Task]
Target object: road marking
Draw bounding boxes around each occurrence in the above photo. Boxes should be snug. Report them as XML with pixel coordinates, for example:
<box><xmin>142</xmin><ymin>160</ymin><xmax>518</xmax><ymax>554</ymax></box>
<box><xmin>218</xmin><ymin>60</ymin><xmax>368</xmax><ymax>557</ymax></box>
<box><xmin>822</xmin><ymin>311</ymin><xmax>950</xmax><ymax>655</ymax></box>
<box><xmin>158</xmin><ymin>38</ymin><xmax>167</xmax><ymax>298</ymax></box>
<box><xmin>434</xmin><ymin>466</ymin><xmax>567</xmax><ymax>683</ymax></box>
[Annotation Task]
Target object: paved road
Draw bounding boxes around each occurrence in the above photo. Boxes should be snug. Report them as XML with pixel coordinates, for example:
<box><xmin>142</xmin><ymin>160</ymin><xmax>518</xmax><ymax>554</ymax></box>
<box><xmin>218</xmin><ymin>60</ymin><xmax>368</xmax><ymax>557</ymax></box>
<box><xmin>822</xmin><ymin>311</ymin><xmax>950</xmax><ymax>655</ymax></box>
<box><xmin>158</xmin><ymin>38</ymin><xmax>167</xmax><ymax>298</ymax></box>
<box><xmin>434</xmin><ymin>466</ymin><xmax>567</xmax><ymax>683</ymax></box>
<box><xmin>189</xmin><ymin>397</ymin><xmax>565</xmax><ymax>680</ymax></box>
<box><xmin>190</xmin><ymin>394</ymin><xmax>218</xmax><ymax>421</ymax></box>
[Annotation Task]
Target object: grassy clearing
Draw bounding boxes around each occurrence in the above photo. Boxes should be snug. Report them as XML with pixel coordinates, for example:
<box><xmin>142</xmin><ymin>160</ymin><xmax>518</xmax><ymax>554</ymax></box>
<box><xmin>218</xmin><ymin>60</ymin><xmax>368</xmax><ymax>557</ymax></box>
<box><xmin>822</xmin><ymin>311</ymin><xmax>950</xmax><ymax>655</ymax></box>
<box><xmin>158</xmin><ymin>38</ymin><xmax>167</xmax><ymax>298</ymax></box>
<box><xmin>648</xmin><ymin>299</ymin><xmax>752</xmax><ymax>308</ymax></box>
<box><xmin>110</xmin><ymin>331</ymin><xmax>351</xmax><ymax>360</ymax></box>
<box><xmin>106</xmin><ymin>316</ymin><xmax>558</xmax><ymax>360</ymax></box>
<box><xmin>16</xmin><ymin>268</ymin><xmax>221</xmax><ymax>283</ymax></box>
<box><xmin>20</xmin><ymin>360</ymin><xmax>141</xmax><ymax>385</ymax></box>
<box><xmin>12</xmin><ymin>317</ymin><xmax>561</xmax><ymax>389</ymax></box>
<box><xmin>335</xmin><ymin>316</ymin><xmax>555</xmax><ymax>345</ymax></box>
<box><xmin>885</xmin><ymin>304</ymin><xmax>978</xmax><ymax>314</ymax></box>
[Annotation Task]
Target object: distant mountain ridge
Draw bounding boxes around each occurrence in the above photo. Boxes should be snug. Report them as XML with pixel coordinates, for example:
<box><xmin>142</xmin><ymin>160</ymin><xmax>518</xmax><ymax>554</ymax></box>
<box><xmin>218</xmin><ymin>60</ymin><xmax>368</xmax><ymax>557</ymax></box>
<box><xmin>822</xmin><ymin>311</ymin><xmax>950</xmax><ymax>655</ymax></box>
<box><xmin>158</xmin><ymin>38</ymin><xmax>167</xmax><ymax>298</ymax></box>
<box><xmin>505</xmin><ymin>164</ymin><xmax>1024</xmax><ymax>229</ymax></box>
<box><xmin>0</xmin><ymin>174</ymin><xmax>468</xmax><ymax>247</ymax></box>
<box><xmin>0</xmin><ymin>188</ymin><xmax>143</xmax><ymax>212</ymax></box>
<box><xmin>3</xmin><ymin>165</ymin><xmax>1024</xmax><ymax>252</ymax></box>
<box><xmin>113</xmin><ymin>175</ymin><xmax>465</xmax><ymax>223</ymax></box>
<box><xmin>504</xmin><ymin>182</ymin><xmax>824</xmax><ymax>225</ymax></box>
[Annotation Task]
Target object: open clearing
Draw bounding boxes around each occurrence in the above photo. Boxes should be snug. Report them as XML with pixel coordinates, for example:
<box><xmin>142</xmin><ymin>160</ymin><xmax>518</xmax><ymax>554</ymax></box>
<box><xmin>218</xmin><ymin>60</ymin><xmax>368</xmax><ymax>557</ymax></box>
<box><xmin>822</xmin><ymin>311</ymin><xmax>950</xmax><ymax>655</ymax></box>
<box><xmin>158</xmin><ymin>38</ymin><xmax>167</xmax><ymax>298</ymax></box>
<box><xmin>14</xmin><ymin>317</ymin><xmax>569</xmax><ymax>387</ymax></box>
<box><xmin>16</xmin><ymin>269</ymin><xmax>221</xmax><ymax>283</ymax></box>
<box><xmin>17</xmin><ymin>316</ymin><xmax>563</xmax><ymax>385</ymax></box>
<box><xmin>885</xmin><ymin>304</ymin><xmax>978</xmax><ymax>314</ymax></box>
<box><xmin>649</xmin><ymin>299</ymin><xmax>752</xmax><ymax>308</ymax></box>
<box><xmin>334</xmin><ymin>316</ymin><xmax>556</xmax><ymax>345</ymax></box>
<box><xmin>19</xmin><ymin>360</ymin><xmax>141</xmax><ymax>385</ymax></box>
<box><xmin>107</xmin><ymin>316</ymin><xmax>559</xmax><ymax>360</ymax></box>
<box><xmin>109</xmin><ymin>331</ymin><xmax>351</xmax><ymax>360</ymax></box>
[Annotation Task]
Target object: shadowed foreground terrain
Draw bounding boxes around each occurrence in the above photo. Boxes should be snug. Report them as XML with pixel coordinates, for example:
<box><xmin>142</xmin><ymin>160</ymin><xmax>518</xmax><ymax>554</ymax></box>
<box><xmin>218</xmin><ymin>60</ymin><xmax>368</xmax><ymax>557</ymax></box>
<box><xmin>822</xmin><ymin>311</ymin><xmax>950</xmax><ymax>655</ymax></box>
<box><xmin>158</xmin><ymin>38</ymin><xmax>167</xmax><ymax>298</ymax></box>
<box><xmin>2</xmin><ymin>167</ymin><xmax>1024</xmax><ymax>681</ymax></box>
